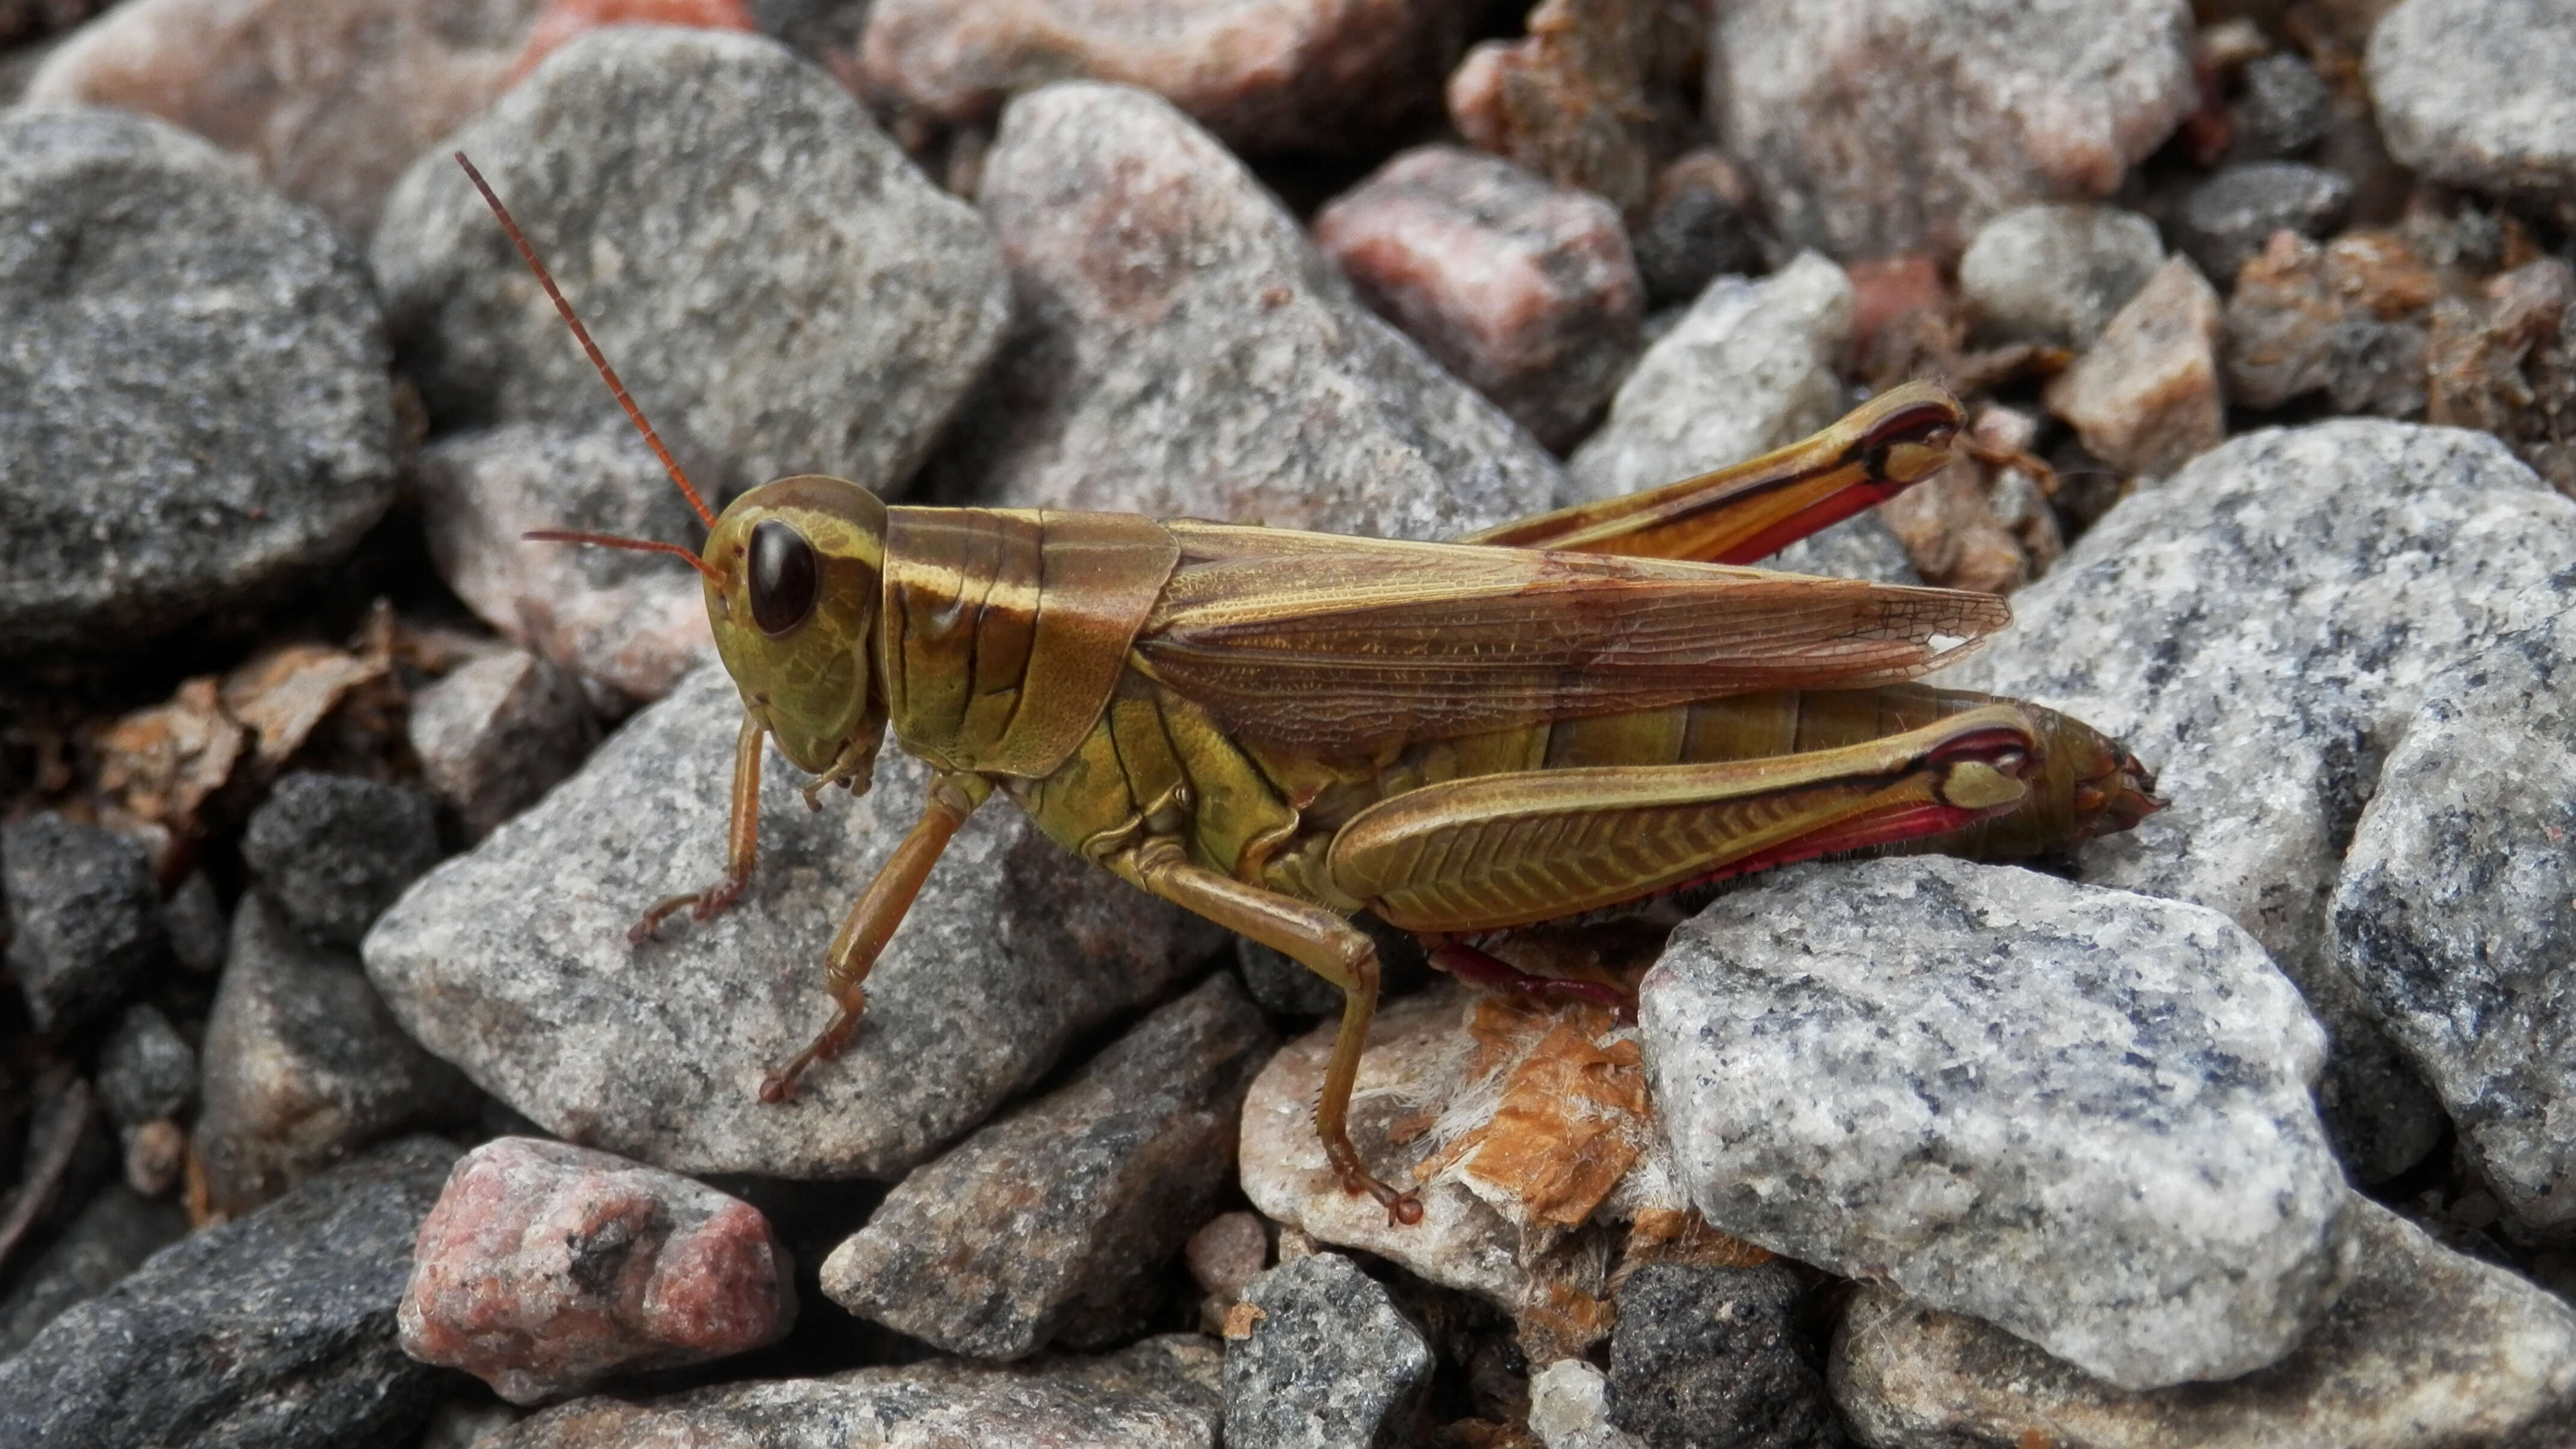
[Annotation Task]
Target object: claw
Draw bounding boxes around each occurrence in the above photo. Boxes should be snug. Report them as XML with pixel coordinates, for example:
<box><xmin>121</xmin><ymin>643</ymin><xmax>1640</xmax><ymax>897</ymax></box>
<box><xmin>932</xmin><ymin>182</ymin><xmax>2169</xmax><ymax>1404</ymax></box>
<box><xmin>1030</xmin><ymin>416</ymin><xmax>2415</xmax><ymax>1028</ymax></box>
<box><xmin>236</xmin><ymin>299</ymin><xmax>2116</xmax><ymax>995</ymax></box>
<box><xmin>757</xmin><ymin>991</ymin><xmax>867</xmax><ymax>1104</ymax></box>
<box><xmin>1337</xmin><ymin>1167</ymin><xmax>1425</xmax><ymax>1226</ymax></box>
<box><xmin>630</xmin><ymin>873</ymin><xmax>749</xmax><ymax>943</ymax></box>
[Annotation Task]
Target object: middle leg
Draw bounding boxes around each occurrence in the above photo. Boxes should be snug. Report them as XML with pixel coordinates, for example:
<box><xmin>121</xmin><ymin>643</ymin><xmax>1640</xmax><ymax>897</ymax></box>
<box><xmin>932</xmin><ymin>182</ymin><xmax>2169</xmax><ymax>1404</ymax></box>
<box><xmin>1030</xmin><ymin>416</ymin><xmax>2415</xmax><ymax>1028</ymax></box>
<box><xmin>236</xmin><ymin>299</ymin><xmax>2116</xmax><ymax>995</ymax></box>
<box><xmin>1125</xmin><ymin>837</ymin><xmax>1423</xmax><ymax>1225</ymax></box>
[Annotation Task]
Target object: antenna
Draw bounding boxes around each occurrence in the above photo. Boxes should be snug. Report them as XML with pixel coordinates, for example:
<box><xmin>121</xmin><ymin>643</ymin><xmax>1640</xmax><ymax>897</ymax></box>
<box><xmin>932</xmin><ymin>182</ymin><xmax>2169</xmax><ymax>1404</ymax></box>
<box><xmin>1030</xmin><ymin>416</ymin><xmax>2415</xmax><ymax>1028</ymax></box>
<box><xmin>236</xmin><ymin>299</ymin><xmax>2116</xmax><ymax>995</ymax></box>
<box><xmin>522</xmin><ymin>529</ymin><xmax>723</xmax><ymax>583</ymax></box>
<box><xmin>454</xmin><ymin>151</ymin><xmax>718</xmax><ymax>529</ymax></box>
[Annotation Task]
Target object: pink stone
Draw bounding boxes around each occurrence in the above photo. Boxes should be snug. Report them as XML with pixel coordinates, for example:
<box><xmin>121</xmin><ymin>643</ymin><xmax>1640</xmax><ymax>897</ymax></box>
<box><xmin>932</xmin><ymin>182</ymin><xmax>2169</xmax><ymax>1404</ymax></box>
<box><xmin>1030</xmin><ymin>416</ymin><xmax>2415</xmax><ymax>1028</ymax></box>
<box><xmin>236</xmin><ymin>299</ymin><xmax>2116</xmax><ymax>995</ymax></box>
<box><xmin>398</xmin><ymin>1137</ymin><xmax>796</xmax><ymax>1405</ymax></box>
<box><xmin>2045</xmin><ymin>254</ymin><xmax>2226</xmax><ymax>479</ymax></box>
<box><xmin>858</xmin><ymin>0</ymin><xmax>1465</xmax><ymax>154</ymax></box>
<box><xmin>1445</xmin><ymin>0</ymin><xmax>1694</xmax><ymax>217</ymax></box>
<box><xmin>1314</xmin><ymin>145</ymin><xmax>1641</xmax><ymax>448</ymax></box>
<box><xmin>23</xmin><ymin>0</ymin><xmax>750</xmax><ymax>240</ymax></box>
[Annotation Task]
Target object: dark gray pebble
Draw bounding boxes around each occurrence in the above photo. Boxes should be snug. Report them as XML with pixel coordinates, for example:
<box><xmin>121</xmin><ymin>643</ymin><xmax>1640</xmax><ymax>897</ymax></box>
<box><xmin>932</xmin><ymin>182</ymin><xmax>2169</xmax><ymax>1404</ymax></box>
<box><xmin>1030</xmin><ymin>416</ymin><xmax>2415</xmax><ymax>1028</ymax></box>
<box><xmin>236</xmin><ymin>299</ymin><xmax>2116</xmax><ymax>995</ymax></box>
<box><xmin>242</xmin><ymin>772</ymin><xmax>444</xmax><ymax>946</ymax></box>
<box><xmin>96</xmin><ymin>1002</ymin><xmax>196</xmax><ymax>1129</ymax></box>
<box><xmin>0</xmin><ymin>813</ymin><xmax>162</xmax><ymax>1033</ymax></box>
<box><xmin>0</xmin><ymin>1185</ymin><xmax>186</xmax><ymax>1359</ymax></box>
<box><xmin>1224</xmin><ymin>1253</ymin><xmax>1432</xmax><ymax>1449</ymax></box>
<box><xmin>0</xmin><ymin>1135</ymin><xmax>467</xmax><ymax>1448</ymax></box>
<box><xmin>2175</xmin><ymin>160</ymin><xmax>2354</xmax><ymax>285</ymax></box>
<box><xmin>0</xmin><ymin>107</ymin><xmax>396</xmax><ymax>652</ymax></box>
<box><xmin>1609</xmin><ymin>1260</ymin><xmax>1842</xmax><ymax>1449</ymax></box>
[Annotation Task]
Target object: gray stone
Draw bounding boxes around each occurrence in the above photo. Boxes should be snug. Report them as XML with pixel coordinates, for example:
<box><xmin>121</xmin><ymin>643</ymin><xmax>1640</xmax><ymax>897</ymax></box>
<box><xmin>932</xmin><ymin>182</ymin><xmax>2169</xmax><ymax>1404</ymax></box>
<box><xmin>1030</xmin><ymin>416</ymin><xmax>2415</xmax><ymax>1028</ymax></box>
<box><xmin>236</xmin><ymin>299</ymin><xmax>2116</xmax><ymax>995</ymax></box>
<box><xmin>0</xmin><ymin>1135</ymin><xmax>465</xmax><ymax>1449</ymax></box>
<box><xmin>1225</xmin><ymin>1253</ymin><xmax>1433</xmax><ymax>1449</ymax></box>
<box><xmin>409</xmin><ymin>647</ymin><xmax>598</xmax><ymax>839</ymax></box>
<box><xmin>1185</xmin><ymin>1210</ymin><xmax>1270</xmax><ymax>1303</ymax></box>
<box><xmin>935</xmin><ymin>82</ymin><xmax>1563</xmax><ymax>542</ymax></box>
<box><xmin>1530</xmin><ymin>1359</ymin><xmax>1646</xmax><ymax>1449</ymax></box>
<box><xmin>1710</xmin><ymin>0</ymin><xmax>2198</xmax><ymax>261</ymax></box>
<box><xmin>1563</xmin><ymin>246</ymin><xmax>1918</xmax><ymax>583</ymax></box>
<box><xmin>1632</xmin><ymin>150</ymin><xmax>1769</xmax><ymax>311</ymax></box>
<box><xmin>1958</xmin><ymin>203</ymin><xmax>2165</xmax><ymax>348</ymax></box>
<box><xmin>0</xmin><ymin>1185</ymin><xmax>187</xmax><ymax>1359</ymax></box>
<box><xmin>1606</xmin><ymin>1261</ymin><xmax>1838</xmax><ymax>1449</ymax></box>
<box><xmin>821</xmin><ymin>974</ymin><xmax>1274</xmax><ymax>1358</ymax></box>
<box><xmin>0</xmin><ymin>813</ymin><xmax>161</xmax><ymax>1032</ymax></box>
<box><xmin>97</xmin><ymin>1002</ymin><xmax>196</xmax><ymax>1128</ymax></box>
<box><xmin>1767</xmin><ymin>514</ymin><xmax>1924</xmax><ymax>586</ymax></box>
<box><xmin>1945</xmin><ymin>422</ymin><xmax>2576</xmax><ymax>1182</ymax></box>
<box><xmin>163</xmin><ymin>869</ymin><xmax>227</xmax><ymax>974</ymax></box>
<box><xmin>372</xmin><ymin>27</ymin><xmax>1009</xmax><ymax>503</ymax></box>
<box><xmin>1642</xmin><ymin>856</ymin><xmax>2348</xmax><ymax>1390</ymax></box>
<box><xmin>1313</xmin><ymin>145</ymin><xmax>1643</xmax><ymax>449</ymax></box>
<box><xmin>2234</xmin><ymin>52</ymin><xmax>2334</xmax><ymax>161</ymax></box>
<box><xmin>363</xmin><ymin>663</ymin><xmax>1225</xmax><ymax>1179</ymax></box>
<box><xmin>2175</xmin><ymin>161</ymin><xmax>2354</xmax><ymax>285</ymax></box>
<box><xmin>0</xmin><ymin>106</ymin><xmax>396</xmax><ymax>652</ymax></box>
<box><xmin>860</xmin><ymin>0</ymin><xmax>1464</xmax><ymax>155</ymax></box>
<box><xmin>196</xmin><ymin>897</ymin><xmax>479</xmax><ymax>1214</ymax></box>
<box><xmin>2333</xmin><ymin>604</ymin><xmax>2576</xmax><ymax>1233</ymax></box>
<box><xmin>242</xmin><ymin>771</ymin><xmax>445</xmax><ymax>946</ymax></box>
<box><xmin>416</xmin><ymin>424</ymin><xmax>715</xmax><ymax>705</ymax></box>
<box><xmin>1568</xmin><ymin>252</ymin><xmax>1850</xmax><ymax>509</ymax></box>
<box><xmin>1832</xmin><ymin>1197</ymin><xmax>2576</xmax><ymax>1448</ymax></box>
<box><xmin>487</xmin><ymin>1334</ymin><xmax>1223</xmax><ymax>1448</ymax></box>
<box><xmin>2369</xmin><ymin>0</ymin><xmax>2576</xmax><ymax>208</ymax></box>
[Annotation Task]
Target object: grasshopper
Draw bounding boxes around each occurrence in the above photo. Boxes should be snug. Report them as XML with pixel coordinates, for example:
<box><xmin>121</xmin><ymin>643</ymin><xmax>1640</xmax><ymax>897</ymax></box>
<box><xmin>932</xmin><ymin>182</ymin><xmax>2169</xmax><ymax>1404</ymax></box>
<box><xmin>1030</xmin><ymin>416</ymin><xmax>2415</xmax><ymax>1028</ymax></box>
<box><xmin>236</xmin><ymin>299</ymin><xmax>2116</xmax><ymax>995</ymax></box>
<box><xmin>457</xmin><ymin>156</ymin><xmax>2158</xmax><ymax>1223</ymax></box>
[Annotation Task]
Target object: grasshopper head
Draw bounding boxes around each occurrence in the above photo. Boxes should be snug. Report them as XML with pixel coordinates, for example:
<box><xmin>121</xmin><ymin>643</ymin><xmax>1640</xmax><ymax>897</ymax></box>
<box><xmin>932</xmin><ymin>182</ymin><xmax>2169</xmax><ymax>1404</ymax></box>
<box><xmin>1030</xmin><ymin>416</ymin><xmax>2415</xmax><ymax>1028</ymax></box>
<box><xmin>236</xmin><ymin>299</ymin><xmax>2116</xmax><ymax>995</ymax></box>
<box><xmin>702</xmin><ymin>476</ymin><xmax>889</xmax><ymax>786</ymax></box>
<box><xmin>452</xmin><ymin>154</ymin><xmax>893</xmax><ymax>795</ymax></box>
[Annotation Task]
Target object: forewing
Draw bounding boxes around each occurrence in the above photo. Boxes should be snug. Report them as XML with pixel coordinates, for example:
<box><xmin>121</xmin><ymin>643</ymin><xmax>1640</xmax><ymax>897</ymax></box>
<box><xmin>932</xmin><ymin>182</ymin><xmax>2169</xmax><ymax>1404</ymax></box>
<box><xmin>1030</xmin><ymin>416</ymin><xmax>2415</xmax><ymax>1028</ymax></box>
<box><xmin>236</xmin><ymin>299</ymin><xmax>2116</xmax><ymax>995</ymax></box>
<box><xmin>1134</xmin><ymin>522</ymin><xmax>2009</xmax><ymax>754</ymax></box>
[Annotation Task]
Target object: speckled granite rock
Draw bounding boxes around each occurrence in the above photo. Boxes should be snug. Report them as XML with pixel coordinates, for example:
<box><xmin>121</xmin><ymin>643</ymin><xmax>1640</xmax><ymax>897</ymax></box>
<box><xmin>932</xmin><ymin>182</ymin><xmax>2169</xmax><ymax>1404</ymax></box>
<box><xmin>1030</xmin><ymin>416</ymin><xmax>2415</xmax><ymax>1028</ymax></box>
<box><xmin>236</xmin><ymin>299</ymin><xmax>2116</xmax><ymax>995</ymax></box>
<box><xmin>1710</xmin><ymin>0</ymin><xmax>2198</xmax><ymax>261</ymax></box>
<box><xmin>0</xmin><ymin>106</ymin><xmax>395</xmax><ymax>651</ymax></box>
<box><xmin>2174</xmin><ymin>161</ymin><xmax>2353</xmax><ymax>284</ymax></box>
<box><xmin>415</xmin><ymin>424</ymin><xmax>715</xmax><ymax>705</ymax></box>
<box><xmin>1643</xmin><ymin>857</ymin><xmax>2348</xmax><ymax>1390</ymax></box>
<box><xmin>1567</xmin><ymin>252</ymin><xmax>1850</xmax><ymax>505</ymax></box>
<box><xmin>1958</xmin><ymin>202</ymin><xmax>2164</xmax><ymax>348</ymax></box>
<box><xmin>822</xmin><ymin>975</ymin><xmax>1272</xmax><ymax>1358</ymax></box>
<box><xmin>1946</xmin><ymin>422</ymin><xmax>2576</xmax><ymax>1182</ymax></box>
<box><xmin>364</xmin><ymin>664</ymin><xmax>1224</xmax><ymax>1179</ymax></box>
<box><xmin>2334</xmin><ymin>601</ymin><xmax>2576</xmax><ymax>1233</ymax></box>
<box><xmin>409</xmin><ymin>647</ymin><xmax>598</xmax><ymax>839</ymax></box>
<box><xmin>1226</xmin><ymin>1253</ymin><xmax>1432</xmax><ymax>1449</ymax></box>
<box><xmin>198</xmin><ymin>897</ymin><xmax>479</xmax><ymax>1214</ymax></box>
<box><xmin>0</xmin><ymin>1136</ymin><xmax>466</xmax><ymax>1449</ymax></box>
<box><xmin>0</xmin><ymin>1185</ymin><xmax>187</xmax><ymax>1358</ymax></box>
<box><xmin>486</xmin><ymin>1334</ymin><xmax>1223</xmax><ymax>1447</ymax></box>
<box><xmin>2369</xmin><ymin>0</ymin><xmax>2576</xmax><ymax>211</ymax></box>
<box><xmin>934</xmin><ymin>82</ymin><xmax>1564</xmax><ymax>542</ymax></box>
<box><xmin>1832</xmin><ymin>1198</ymin><xmax>2576</xmax><ymax>1448</ymax></box>
<box><xmin>1607</xmin><ymin>1261</ymin><xmax>1838</xmax><ymax>1449</ymax></box>
<box><xmin>242</xmin><ymin>771</ymin><xmax>444</xmax><ymax>946</ymax></box>
<box><xmin>0</xmin><ymin>812</ymin><xmax>162</xmax><ymax>1032</ymax></box>
<box><xmin>373</xmin><ymin>26</ymin><xmax>1008</xmax><ymax>502</ymax></box>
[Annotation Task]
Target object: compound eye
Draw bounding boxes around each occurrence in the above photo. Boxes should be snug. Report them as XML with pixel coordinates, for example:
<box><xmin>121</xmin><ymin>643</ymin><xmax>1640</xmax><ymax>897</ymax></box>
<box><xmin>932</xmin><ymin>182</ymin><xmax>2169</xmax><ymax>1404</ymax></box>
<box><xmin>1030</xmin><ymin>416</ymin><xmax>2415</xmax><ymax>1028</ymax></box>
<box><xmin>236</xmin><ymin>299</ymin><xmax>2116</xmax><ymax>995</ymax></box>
<box><xmin>747</xmin><ymin>518</ymin><xmax>818</xmax><ymax>637</ymax></box>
